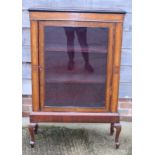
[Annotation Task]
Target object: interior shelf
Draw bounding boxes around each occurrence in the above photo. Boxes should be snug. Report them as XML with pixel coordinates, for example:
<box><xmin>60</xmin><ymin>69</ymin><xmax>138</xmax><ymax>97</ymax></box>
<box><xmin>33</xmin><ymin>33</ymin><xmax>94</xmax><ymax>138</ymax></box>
<box><xmin>45</xmin><ymin>72</ymin><xmax>106</xmax><ymax>84</ymax></box>
<box><xmin>45</xmin><ymin>44</ymin><xmax>107</xmax><ymax>53</ymax></box>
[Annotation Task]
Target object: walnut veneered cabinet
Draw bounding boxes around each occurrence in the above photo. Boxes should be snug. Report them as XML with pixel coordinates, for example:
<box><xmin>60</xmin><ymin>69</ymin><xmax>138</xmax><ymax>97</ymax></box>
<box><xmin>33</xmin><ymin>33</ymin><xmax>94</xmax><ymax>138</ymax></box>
<box><xmin>28</xmin><ymin>8</ymin><xmax>126</xmax><ymax>149</ymax></box>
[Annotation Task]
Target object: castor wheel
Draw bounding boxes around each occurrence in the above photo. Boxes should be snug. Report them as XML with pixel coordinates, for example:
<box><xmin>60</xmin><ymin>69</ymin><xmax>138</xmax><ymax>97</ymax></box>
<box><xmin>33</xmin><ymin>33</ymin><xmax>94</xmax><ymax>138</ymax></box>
<box><xmin>30</xmin><ymin>141</ymin><xmax>35</xmax><ymax>148</ymax></box>
<box><xmin>30</xmin><ymin>144</ymin><xmax>34</xmax><ymax>148</ymax></box>
<box><xmin>116</xmin><ymin>143</ymin><xmax>120</xmax><ymax>149</ymax></box>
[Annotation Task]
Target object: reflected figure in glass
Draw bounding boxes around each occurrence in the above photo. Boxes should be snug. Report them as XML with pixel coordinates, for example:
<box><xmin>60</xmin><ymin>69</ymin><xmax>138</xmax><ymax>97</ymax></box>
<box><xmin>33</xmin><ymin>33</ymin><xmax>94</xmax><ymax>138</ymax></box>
<box><xmin>64</xmin><ymin>27</ymin><xmax>94</xmax><ymax>72</ymax></box>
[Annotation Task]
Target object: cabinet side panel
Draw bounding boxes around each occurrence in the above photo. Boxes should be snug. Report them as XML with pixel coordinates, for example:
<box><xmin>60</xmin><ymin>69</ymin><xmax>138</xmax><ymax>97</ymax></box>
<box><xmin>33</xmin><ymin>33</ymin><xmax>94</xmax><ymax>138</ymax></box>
<box><xmin>105</xmin><ymin>24</ymin><xmax>115</xmax><ymax>111</ymax></box>
<box><xmin>30</xmin><ymin>20</ymin><xmax>40</xmax><ymax>111</ymax></box>
<box><xmin>111</xmin><ymin>22</ymin><xmax>123</xmax><ymax>112</ymax></box>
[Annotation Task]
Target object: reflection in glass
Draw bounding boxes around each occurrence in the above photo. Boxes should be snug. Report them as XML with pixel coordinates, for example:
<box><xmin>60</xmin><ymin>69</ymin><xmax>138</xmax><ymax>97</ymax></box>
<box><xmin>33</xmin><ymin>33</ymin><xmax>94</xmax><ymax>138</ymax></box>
<box><xmin>64</xmin><ymin>27</ymin><xmax>94</xmax><ymax>72</ymax></box>
<box><xmin>44</xmin><ymin>26</ymin><xmax>108</xmax><ymax>108</ymax></box>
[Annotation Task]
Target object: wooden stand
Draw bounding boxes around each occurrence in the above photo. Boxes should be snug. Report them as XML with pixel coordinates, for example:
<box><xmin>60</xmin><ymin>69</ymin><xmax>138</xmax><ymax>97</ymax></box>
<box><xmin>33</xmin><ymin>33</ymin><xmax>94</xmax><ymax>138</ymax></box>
<box><xmin>29</xmin><ymin>112</ymin><xmax>121</xmax><ymax>149</ymax></box>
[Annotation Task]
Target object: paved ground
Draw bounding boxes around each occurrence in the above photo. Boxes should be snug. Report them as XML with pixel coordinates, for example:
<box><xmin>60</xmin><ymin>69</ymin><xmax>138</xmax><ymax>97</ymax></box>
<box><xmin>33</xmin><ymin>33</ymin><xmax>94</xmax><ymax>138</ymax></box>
<box><xmin>22</xmin><ymin>118</ymin><xmax>132</xmax><ymax>155</ymax></box>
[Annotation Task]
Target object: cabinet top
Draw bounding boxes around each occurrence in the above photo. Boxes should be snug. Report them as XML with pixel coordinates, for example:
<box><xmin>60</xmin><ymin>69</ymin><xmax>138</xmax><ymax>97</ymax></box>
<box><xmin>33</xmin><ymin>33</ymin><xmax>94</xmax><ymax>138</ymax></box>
<box><xmin>28</xmin><ymin>8</ymin><xmax>126</xmax><ymax>14</ymax></box>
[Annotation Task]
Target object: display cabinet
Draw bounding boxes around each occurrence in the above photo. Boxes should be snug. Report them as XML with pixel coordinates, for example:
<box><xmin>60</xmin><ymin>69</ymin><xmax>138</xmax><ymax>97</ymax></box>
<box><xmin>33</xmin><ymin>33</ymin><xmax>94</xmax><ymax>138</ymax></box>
<box><xmin>28</xmin><ymin>8</ymin><xmax>126</xmax><ymax>149</ymax></box>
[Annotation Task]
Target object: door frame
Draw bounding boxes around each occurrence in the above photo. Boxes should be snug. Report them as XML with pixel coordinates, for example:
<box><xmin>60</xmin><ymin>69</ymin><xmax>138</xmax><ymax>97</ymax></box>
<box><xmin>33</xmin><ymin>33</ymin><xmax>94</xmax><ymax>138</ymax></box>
<box><xmin>38</xmin><ymin>20</ymin><xmax>115</xmax><ymax>112</ymax></box>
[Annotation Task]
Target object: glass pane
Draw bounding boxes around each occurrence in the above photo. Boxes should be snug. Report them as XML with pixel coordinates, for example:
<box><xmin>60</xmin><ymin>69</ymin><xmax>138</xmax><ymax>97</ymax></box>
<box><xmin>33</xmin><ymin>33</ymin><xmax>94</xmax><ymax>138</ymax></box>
<box><xmin>44</xmin><ymin>26</ymin><xmax>108</xmax><ymax>108</ymax></box>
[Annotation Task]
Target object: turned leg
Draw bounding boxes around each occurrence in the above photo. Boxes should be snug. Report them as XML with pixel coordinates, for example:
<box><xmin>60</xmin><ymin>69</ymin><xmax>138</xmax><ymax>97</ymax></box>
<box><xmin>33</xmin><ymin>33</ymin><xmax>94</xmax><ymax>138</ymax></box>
<box><xmin>28</xmin><ymin>123</ymin><xmax>37</xmax><ymax>148</ymax></box>
<box><xmin>34</xmin><ymin>124</ymin><xmax>38</xmax><ymax>134</ymax></box>
<box><xmin>110</xmin><ymin>123</ymin><xmax>114</xmax><ymax>135</ymax></box>
<box><xmin>114</xmin><ymin>123</ymin><xmax>122</xmax><ymax>149</ymax></box>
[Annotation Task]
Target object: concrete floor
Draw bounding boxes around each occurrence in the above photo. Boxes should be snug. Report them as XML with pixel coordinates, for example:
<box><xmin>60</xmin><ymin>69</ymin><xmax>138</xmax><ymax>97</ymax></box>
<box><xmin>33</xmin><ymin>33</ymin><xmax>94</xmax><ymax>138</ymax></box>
<box><xmin>22</xmin><ymin>118</ymin><xmax>132</xmax><ymax>155</ymax></box>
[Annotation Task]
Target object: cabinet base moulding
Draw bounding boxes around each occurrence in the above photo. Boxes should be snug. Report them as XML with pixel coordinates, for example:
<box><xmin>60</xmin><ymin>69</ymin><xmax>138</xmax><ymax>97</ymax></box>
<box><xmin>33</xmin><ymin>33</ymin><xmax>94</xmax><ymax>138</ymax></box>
<box><xmin>30</xmin><ymin>112</ymin><xmax>120</xmax><ymax>123</ymax></box>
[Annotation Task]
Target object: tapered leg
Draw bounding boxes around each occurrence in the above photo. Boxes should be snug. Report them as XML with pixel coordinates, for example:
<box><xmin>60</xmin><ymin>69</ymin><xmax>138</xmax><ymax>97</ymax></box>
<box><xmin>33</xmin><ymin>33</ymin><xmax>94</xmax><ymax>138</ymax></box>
<box><xmin>28</xmin><ymin>123</ymin><xmax>37</xmax><ymax>148</ymax></box>
<box><xmin>110</xmin><ymin>123</ymin><xmax>114</xmax><ymax>135</ymax></box>
<box><xmin>114</xmin><ymin>123</ymin><xmax>122</xmax><ymax>149</ymax></box>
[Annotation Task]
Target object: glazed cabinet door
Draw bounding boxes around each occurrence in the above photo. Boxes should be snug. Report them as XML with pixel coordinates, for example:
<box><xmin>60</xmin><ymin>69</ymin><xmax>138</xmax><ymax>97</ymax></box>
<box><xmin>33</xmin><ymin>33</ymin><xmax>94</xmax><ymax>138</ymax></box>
<box><xmin>38</xmin><ymin>21</ymin><xmax>115</xmax><ymax>112</ymax></box>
